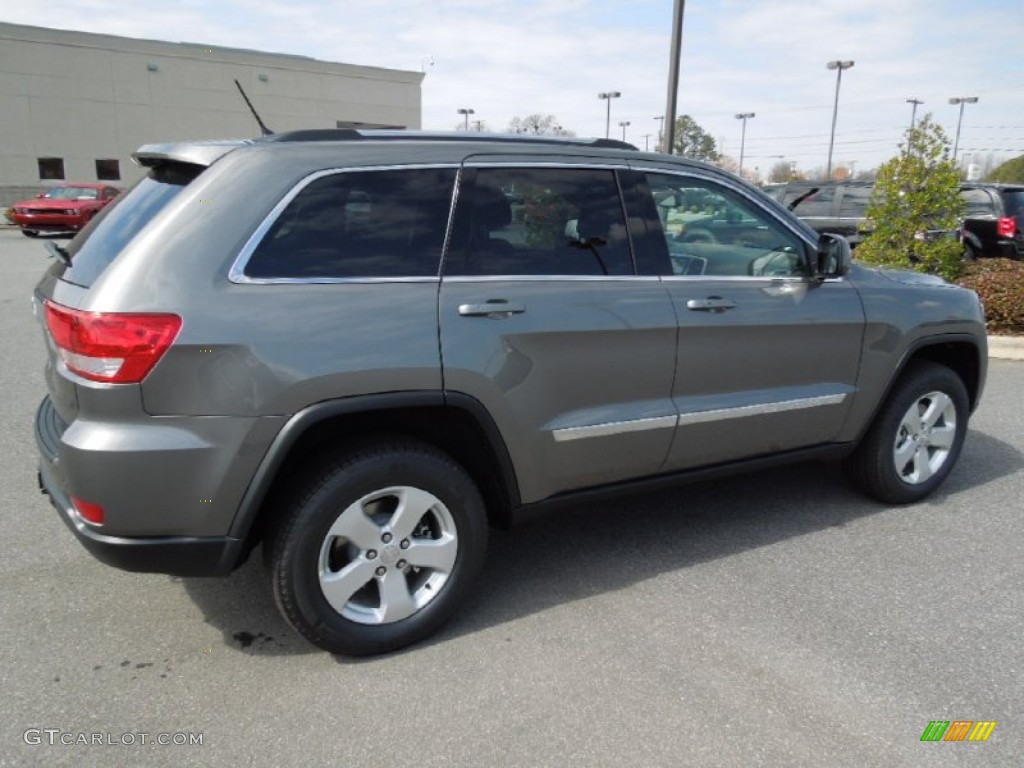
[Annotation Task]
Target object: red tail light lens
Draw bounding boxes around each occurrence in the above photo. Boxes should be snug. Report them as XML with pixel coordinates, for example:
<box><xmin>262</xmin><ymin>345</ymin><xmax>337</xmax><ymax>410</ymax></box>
<box><xmin>71</xmin><ymin>496</ymin><xmax>105</xmax><ymax>525</ymax></box>
<box><xmin>44</xmin><ymin>300</ymin><xmax>182</xmax><ymax>383</ymax></box>
<box><xmin>997</xmin><ymin>216</ymin><xmax>1016</xmax><ymax>238</ymax></box>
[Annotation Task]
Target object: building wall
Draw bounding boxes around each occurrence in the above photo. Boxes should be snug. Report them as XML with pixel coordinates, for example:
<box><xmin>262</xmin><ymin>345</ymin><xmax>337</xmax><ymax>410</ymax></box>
<box><xmin>0</xmin><ymin>22</ymin><xmax>422</xmax><ymax>205</ymax></box>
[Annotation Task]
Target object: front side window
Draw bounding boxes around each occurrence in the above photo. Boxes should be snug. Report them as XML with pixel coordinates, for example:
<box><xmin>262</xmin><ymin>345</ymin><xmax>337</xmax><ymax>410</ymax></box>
<box><xmin>245</xmin><ymin>168</ymin><xmax>457</xmax><ymax>279</ymax></box>
<box><xmin>444</xmin><ymin>167</ymin><xmax>633</xmax><ymax>276</ymax></box>
<box><xmin>646</xmin><ymin>173</ymin><xmax>807</xmax><ymax>277</ymax></box>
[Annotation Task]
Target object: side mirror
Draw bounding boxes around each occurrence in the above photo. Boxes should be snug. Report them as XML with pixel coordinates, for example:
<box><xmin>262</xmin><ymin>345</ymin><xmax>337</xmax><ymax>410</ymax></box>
<box><xmin>814</xmin><ymin>233</ymin><xmax>852</xmax><ymax>278</ymax></box>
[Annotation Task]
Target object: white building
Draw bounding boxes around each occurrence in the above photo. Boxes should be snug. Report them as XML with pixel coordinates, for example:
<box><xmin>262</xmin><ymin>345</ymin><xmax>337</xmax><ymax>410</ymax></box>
<box><xmin>0</xmin><ymin>22</ymin><xmax>423</xmax><ymax>204</ymax></box>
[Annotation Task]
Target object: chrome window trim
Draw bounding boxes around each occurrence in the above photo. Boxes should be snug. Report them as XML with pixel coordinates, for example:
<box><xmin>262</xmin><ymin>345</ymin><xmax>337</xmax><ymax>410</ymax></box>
<box><xmin>229</xmin><ymin>163</ymin><xmax>462</xmax><ymax>285</ymax></box>
<box><xmin>551</xmin><ymin>393</ymin><xmax>848</xmax><ymax>442</ymax></box>
<box><xmin>461</xmin><ymin>161</ymin><xmax>630</xmax><ymax>171</ymax></box>
<box><xmin>677</xmin><ymin>393</ymin><xmax>848</xmax><ymax>427</ymax></box>
<box><xmin>443</xmin><ymin>275</ymin><xmax>661</xmax><ymax>283</ymax></box>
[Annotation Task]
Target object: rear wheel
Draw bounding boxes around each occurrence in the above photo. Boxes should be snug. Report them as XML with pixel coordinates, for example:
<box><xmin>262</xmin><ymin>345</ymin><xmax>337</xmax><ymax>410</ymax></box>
<box><xmin>267</xmin><ymin>440</ymin><xmax>487</xmax><ymax>655</ymax></box>
<box><xmin>845</xmin><ymin>361</ymin><xmax>969</xmax><ymax>504</ymax></box>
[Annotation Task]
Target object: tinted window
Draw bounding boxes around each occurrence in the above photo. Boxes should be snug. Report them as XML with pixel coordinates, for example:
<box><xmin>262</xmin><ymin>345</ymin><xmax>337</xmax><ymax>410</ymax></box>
<box><xmin>62</xmin><ymin>162</ymin><xmax>201</xmax><ymax>288</ymax></box>
<box><xmin>783</xmin><ymin>185</ymin><xmax>836</xmax><ymax>217</ymax></box>
<box><xmin>961</xmin><ymin>188</ymin><xmax>996</xmax><ymax>216</ymax></box>
<box><xmin>96</xmin><ymin>159</ymin><xmax>121</xmax><ymax>181</ymax></box>
<box><xmin>245</xmin><ymin>168</ymin><xmax>456</xmax><ymax>279</ymax></box>
<box><xmin>38</xmin><ymin>157</ymin><xmax>65</xmax><ymax>180</ymax></box>
<box><xmin>646</xmin><ymin>173</ymin><xmax>807</xmax><ymax>277</ymax></box>
<box><xmin>444</xmin><ymin>167</ymin><xmax>632</xmax><ymax>276</ymax></box>
<box><xmin>1000</xmin><ymin>190</ymin><xmax>1023</xmax><ymax>220</ymax></box>
<box><xmin>838</xmin><ymin>186</ymin><xmax>872</xmax><ymax>217</ymax></box>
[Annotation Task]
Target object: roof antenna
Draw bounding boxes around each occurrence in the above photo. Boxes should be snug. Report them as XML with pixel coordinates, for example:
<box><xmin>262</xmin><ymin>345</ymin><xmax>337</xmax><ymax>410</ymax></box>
<box><xmin>234</xmin><ymin>79</ymin><xmax>274</xmax><ymax>136</ymax></box>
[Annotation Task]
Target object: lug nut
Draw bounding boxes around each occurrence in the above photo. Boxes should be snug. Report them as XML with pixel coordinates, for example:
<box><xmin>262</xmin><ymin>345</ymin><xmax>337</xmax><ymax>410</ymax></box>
<box><xmin>400</xmin><ymin>539</ymin><xmax>410</xmax><ymax>549</ymax></box>
<box><xmin>381</xmin><ymin>533</ymin><xmax>393</xmax><ymax>543</ymax></box>
<box><xmin>366</xmin><ymin>550</ymin><xmax>377</xmax><ymax>560</ymax></box>
<box><xmin>375</xmin><ymin>566</ymin><xmax>386</xmax><ymax>577</ymax></box>
<box><xmin>397</xmin><ymin>560</ymin><xmax>407</xmax><ymax>569</ymax></box>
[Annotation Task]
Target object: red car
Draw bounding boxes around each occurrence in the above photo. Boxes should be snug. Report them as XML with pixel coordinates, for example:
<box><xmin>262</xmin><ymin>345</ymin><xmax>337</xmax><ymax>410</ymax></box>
<box><xmin>10</xmin><ymin>183</ymin><xmax>121</xmax><ymax>237</ymax></box>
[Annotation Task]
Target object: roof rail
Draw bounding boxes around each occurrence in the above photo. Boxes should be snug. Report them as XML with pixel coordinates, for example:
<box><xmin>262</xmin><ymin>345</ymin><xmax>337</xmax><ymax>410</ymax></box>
<box><xmin>260</xmin><ymin>129</ymin><xmax>638</xmax><ymax>151</ymax></box>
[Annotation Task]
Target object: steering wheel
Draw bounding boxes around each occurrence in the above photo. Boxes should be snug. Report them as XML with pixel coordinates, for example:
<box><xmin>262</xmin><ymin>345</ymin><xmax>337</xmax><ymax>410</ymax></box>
<box><xmin>678</xmin><ymin>227</ymin><xmax>718</xmax><ymax>244</ymax></box>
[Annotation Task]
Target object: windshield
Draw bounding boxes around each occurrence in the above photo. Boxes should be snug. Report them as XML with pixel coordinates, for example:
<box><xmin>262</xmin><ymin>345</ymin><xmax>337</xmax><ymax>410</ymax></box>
<box><xmin>61</xmin><ymin>163</ymin><xmax>203</xmax><ymax>287</ymax></box>
<box><xmin>43</xmin><ymin>187</ymin><xmax>99</xmax><ymax>200</ymax></box>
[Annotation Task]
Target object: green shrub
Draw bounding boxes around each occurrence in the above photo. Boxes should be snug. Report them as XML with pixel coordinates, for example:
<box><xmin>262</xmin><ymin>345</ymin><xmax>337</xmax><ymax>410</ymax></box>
<box><xmin>958</xmin><ymin>258</ymin><xmax>1024</xmax><ymax>335</ymax></box>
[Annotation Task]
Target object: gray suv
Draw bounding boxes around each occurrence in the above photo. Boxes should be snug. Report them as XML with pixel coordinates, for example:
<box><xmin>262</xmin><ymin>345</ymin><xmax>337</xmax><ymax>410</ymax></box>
<box><xmin>33</xmin><ymin>130</ymin><xmax>987</xmax><ymax>655</ymax></box>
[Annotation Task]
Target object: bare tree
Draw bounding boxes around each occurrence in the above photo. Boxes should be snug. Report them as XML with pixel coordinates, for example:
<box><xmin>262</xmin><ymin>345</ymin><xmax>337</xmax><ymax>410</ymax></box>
<box><xmin>506</xmin><ymin>114</ymin><xmax>575</xmax><ymax>136</ymax></box>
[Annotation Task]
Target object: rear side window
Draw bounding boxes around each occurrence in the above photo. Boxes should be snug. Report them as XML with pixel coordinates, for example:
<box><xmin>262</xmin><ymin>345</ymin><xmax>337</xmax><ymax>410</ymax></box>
<box><xmin>784</xmin><ymin>186</ymin><xmax>836</xmax><ymax>217</ymax></box>
<box><xmin>63</xmin><ymin>162</ymin><xmax>201</xmax><ymax>288</ymax></box>
<box><xmin>838</xmin><ymin>186</ymin><xmax>872</xmax><ymax>217</ymax></box>
<box><xmin>244</xmin><ymin>168</ymin><xmax>457</xmax><ymax>279</ymax></box>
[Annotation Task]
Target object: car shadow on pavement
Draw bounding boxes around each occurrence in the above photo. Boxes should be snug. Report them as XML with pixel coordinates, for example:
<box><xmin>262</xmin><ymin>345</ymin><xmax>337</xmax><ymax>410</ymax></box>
<box><xmin>180</xmin><ymin>428</ymin><xmax>1021</xmax><ymax>659</ymax></box>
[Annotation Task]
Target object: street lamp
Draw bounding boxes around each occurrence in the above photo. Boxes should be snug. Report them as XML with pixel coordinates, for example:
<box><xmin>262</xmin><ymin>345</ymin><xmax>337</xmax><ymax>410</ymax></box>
<box><xmin>641</xmin><ymin>133</ymin><xmax>652</xmax><ymax>151</ymax></box>
<box><xmin>653</xmin><ymin>115</ymin><xmax>665</xmax><ymax>152</ymax></box>
<box><xmin>825</xmin><ymin>59</ymin><xmax>854</xmax><ymax>180</ymax></box>
<box><xmin>618</xmin><ymin>120</ymin><xmax>631</xmax><ymax>141</ymax></box>
<box><xmin>949</xmin><ymin>96</ymin><xmax>978</xmax><ymax>163</ymax></box>
<box><xmin>598</xmin><ymin>92</ymin><xmax>621</xmax><ymax>139</ymax></box>
<box><xmin>457</xmin><ymin>108</ymin><xmax>475</xmax><ymax>131</ymax></box>
<box><xmin>734</xmin><ymin>112</ymin><xmax>755</xmax><ymax>176</ymax></box>
<box><xmin>906</xmin><ymin>97</ymin><xmax>924</xmax><ymax>133</ymax></box>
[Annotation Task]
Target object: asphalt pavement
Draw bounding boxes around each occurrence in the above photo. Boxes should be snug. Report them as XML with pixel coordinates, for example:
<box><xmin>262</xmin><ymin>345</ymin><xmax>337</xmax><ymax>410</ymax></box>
<box><xmin>0</xmin><ymin>229</ymin><xmax>1021</xmax><ymax>767</ymax></box>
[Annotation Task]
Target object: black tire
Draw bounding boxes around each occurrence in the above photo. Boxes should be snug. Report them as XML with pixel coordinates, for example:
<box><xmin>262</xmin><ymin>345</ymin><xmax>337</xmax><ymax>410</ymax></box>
<box><xmin>266</xmin><ymin>439</ymin><xmax>487</xmax><ymax>656</ymax></box>
<box><xmin>21</xmin><ymin>229</ymin><xmax>39</xmax><ymax>238</ymax></box>
<box><xmin>845</xmin><ymin>361</ymin><xmax>969</xmax><ymax>504</ymax></box>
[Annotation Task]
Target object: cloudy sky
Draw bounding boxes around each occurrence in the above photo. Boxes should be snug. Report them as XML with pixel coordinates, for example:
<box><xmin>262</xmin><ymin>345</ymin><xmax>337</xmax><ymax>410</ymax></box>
<box><xmin>3</xmin><ymin>0</ymin><xmax>1021</xmax><ymax>175</ymax></box>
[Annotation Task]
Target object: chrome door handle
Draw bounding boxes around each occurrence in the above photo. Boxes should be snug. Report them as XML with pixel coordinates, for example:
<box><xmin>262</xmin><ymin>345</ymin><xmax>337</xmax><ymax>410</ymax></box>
<box><xmin>686</xmin><ymin>297</ymin><xmax>737</xmax><ymax>312</ymax></box>
<box><xmin>458</xmin><ymin>301</ymin><xmax>526</xmax><ymax>318</ymax></box>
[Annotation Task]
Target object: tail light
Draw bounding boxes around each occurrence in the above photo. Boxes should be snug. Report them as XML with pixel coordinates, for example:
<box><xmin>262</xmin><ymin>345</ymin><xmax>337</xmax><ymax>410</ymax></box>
<box><xmin>44</xmin><ymin>300</ymin><xmax>182</xmax><ymax>383</ymax></box>
<box><xmin>998</xmin><ymin>216</ymin><xmax>1016</xmax><ymax>238</ymax></box>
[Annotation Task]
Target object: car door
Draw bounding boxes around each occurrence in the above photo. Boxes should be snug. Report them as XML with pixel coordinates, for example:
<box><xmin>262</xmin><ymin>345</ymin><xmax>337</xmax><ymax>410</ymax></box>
<box><xmin>438</xmin><ymin>162</ymin><xmax>679</xmax><ymax>504</ymax></box>
<box><xmin>634</xmin><ymin>168</ymin><xmax>866</xmax><ymax>471</ymax></box>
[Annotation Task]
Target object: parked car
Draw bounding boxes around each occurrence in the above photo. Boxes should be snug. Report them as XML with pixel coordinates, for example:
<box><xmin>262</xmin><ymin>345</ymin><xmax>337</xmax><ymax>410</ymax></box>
<box><xmin>33</xmin><ymin>131</ymin><xmax>987</xmax><ymax>655</ymax></box>
<box><xmin>10</xmin><ymin>183</ymin><xmax>120</xmax><ymax>237</ymax></box>
<box><xmin>959</xmin><ymin>183</ymin><xmax>1024</xmax><ymax>260</ymax></box>
<box><xmin>767</xmin><ymin>181</ymin><xmax>874</xmax><ymax>247</ymax></box>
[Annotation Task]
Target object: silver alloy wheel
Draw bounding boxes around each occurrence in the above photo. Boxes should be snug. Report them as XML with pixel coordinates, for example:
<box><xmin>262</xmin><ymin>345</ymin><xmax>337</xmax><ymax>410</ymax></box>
<box><xmin>318</xmin><ymin>485</ymin><xmax>458</xmax><ymax>625</ymax></box>
<box><xmin>892</xmin><ymin>390</ymin><xmax>957</xmax><ymax>485</ymax></box>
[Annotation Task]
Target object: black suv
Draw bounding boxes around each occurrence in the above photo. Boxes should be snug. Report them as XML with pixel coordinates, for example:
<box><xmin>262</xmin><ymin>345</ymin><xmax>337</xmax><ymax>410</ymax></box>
<box><xmin>959</xmin><ymin>183</ymin><xmax>1024</xmax><ymax>259</ymax></box>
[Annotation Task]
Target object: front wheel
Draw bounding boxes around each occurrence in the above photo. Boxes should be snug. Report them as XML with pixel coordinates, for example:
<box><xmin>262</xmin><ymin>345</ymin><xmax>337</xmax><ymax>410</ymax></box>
<box><xmin>21</xmin><ymin>229</ymin><xmax>39</xmax><ymax>238</ymax></box>
<box><xmin>267</xmin><ymin>440</ymin><xmax>487</xmax><ymax>655</ymax></box>
<box><xmin>845</xmin><ymin>361</ymin><xmax>969</xmax><ymax>504</ymax></box>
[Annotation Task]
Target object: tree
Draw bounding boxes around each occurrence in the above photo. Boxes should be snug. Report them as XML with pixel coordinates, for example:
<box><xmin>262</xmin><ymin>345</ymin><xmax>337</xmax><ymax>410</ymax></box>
<box><xmin>987</xmin><ymin>154</ymin><xmax>1024</xmax><ymax>183</ymax></box>
<box><xmin>856</xmin><ymin>114</ymin><xmax>964</xmax><ymax>281</ymax></box>
<box><xmin>671</xmin><ymin>115</ymin><xmax>717</xmax><ymax>161</ymax></box>
<box><xmin>768</xmin><ymin>160</ymin><xmax>798</xmax><ymax>183</ymax></box>
<box><xmin>506</xmin><ymin>114</ymin><xmax>574</xmax><ymax>136</ymax></box>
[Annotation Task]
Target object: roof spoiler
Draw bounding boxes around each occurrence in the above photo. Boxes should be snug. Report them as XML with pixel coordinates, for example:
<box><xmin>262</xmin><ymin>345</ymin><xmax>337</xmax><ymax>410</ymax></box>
<box><xmin>132</xmin><ymin>140</ymin><xmax>251</xmax><ymax>168</ymax></box>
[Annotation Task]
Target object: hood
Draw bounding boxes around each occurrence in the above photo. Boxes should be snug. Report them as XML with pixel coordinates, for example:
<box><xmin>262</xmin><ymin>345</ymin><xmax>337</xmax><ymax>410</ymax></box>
<box><xmin>876</xmin><ymin>268</ymin><xmax>950</xmax><ymax>286</ymax></box>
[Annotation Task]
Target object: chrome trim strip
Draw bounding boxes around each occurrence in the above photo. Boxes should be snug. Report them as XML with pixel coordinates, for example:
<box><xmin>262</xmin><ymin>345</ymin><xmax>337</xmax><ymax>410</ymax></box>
<box><xmin>228</xmin><ymin>163</ymin><xmax>461</xmax><ymax>285</ymax></box>
<box><xmin>677</xmin><ymin>394</ymin><xmax>847</xmax><ymax>427</ymax></box>
<box><xmin>660</xmin><ymin>275</ymin><xmax>808</xmax><ymax>283</ymax></box>
<box><xmin>443</xmin><ymin>275</ymin><xmax>661</xmax><ymax>283</ymax></box>
<box><xmin>553</xmin><ymin>415</ymin><xmax>677</xmax><ymax>442</ymax></box>
<box><xmin>462</xmin><ymin>161</ymin><xmax>630</xmax><ymax>171</ymax></box>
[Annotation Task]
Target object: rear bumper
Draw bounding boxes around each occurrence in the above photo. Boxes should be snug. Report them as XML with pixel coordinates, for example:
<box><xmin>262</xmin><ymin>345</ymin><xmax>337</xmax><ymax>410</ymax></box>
<box><xmin>34</xmin><ymin>396</ymin><xmax>248</xmax><ymax>577</ymax></box>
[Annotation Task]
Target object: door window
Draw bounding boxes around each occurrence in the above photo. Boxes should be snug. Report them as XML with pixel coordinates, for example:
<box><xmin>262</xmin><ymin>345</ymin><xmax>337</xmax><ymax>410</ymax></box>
<box><xmin>444</xmin><ymin>167</ymin><xmax>633</xmax><ymax>276</ymax></box>
<box><xmin>645</xmin><ymin>173</ymin><xmax>807</xmax><ymax>277</ymax></box>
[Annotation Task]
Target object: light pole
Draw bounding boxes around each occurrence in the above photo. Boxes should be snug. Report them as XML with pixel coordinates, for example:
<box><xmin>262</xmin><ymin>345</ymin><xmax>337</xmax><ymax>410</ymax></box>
<box><xmin>735</xmin><ymin>112</ymin><xmax>754</xmax><ymax>176</ymax></box>
<box><xmin>906</xmin><ymin>97</ymin><xmax>923</xmax><ymax>133</ymax></box>
<box><xmin>825</xmin><ymin>59</ymin><xmax>854</xmax><ymax>180</ymax></box>
<box><xmin>662</xmin><ymin>0</ymin><xmax>686</xmax><ymax>154</ymax></box>
<box><xmin>598</xmin><ymin>92</ymin><xmax>621</xmax><ymax>139</ymax></box>
<box><xmin>618</xmin><ymin>120</ymin><xmax>631</xmax><ymax>141</ymax></box>
<box><xmin>457</xmin><ymin>108</ymin><xmax>475</xmax><ymax>131</ymax></box>
<box><xmin>641</xmin><ymin>133</ymin><xmax>652</xmax><ymax>151</ymax></box>
<box><xmin>653</xmin><ymin>115</ymin><xmax>665</xmax><ymax>151</ymax></box>
<box><xmin>949</xmin><ymin>96</ymin><xmax>978</xmax><ymax>163</ymax></box>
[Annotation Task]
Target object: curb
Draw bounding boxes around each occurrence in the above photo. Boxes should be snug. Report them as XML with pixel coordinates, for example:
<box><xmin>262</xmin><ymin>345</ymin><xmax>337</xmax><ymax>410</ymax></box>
<box><xmin>988</xmin><ymin>336</ymin><xmax>1024</xmax><ymax>361</ymax></box>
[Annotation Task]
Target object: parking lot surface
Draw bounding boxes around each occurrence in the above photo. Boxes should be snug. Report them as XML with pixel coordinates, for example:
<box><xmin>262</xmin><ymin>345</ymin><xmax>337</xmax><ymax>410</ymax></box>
<box><xmin>0</xmin><ymin>229</ymin><xmax>1020</xmax><ymax>767</ymax></box>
